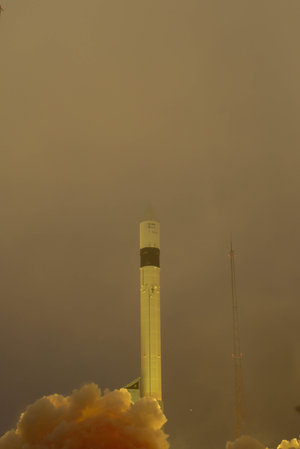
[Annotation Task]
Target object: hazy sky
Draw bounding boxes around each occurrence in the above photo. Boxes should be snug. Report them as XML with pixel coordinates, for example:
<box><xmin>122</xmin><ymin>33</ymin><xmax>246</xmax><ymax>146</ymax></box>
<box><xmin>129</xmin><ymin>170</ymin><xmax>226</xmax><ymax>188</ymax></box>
<box><xmin>0</xmin><ymin>1</ymin><xmax>300</xmax><ymax>448</ymax></box>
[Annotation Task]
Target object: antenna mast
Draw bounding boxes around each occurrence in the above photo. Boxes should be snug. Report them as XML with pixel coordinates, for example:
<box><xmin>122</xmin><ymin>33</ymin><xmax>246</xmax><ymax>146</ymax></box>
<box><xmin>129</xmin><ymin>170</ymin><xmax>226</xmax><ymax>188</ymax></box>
<box><xmin>229</xmin><ymin>242</ymin><xmax>247</xmax><ymax>438</ymax></box>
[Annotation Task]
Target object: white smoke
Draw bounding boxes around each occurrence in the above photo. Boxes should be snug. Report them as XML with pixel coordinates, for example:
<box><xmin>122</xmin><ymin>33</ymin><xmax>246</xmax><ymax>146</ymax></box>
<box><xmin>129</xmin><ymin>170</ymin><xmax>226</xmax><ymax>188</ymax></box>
<box><xmin>0</xmin><ymin>383</ymin><xmax>169</xmax><ymax>449</ymax></box>
<box><xmin>277</xmin><ymin>438</ymin><xmax>300</xmax><ymax>449</ymax></box>
<box><xmin>226</xmin><ymin>435</ymin><xmax>266</xmax><ymax>449</ymax></box>
<box><xmin>226</xmin><ymin>435</ymin><xmax>300</xmax><ymax>449</ymax></box>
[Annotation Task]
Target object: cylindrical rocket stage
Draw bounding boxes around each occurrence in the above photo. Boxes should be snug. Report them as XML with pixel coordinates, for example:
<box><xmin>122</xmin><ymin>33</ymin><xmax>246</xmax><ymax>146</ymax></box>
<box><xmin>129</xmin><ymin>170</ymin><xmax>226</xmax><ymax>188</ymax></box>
<box><xmin>140</xmin><ymin>218</ymin><xmax>162</xmax><ymax>405</ymax></box>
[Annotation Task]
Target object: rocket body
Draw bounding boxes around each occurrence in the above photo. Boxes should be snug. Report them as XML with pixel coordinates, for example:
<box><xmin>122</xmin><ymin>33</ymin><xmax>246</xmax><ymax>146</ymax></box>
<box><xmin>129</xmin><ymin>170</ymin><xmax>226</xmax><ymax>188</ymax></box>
<box><xmin>140</xmin><ymin>219</ymin><xmax>162</xmax><ymax>404</ymax></box>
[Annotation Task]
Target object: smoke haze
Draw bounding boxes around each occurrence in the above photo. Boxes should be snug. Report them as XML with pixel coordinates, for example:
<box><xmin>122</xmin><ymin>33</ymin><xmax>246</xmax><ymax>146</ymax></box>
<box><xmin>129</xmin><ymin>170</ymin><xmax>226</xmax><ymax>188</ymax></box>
<box><xmin>226</xmin><ymin>436</ymin><xmax>300</xmax><ymax>449</ymax></box>
<box><xmin>277</xmin><ymin>439</ymin><xmax>300</xmax><ymax>449</ymax></box>
<box><xmin>0</xmin><ymin>1</ymin><xmax>300</xmax><ymax>448</ymax></box>
<box><xmin>226</xmin><ymin>436</ymin><xmax>266</xmax><ymax>449</ymax></box>
<box><xmin>0</xmin><ymin>384</ymin><xmax>168</xmax><ymax>449</ymax></box>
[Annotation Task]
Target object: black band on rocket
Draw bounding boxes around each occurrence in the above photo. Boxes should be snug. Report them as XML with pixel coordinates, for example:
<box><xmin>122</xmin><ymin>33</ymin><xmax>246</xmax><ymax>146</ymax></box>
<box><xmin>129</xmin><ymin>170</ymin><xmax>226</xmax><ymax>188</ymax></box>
<box><xmin>140</xmin><ymin>247</ymin><xmax>160</xmax><ymax>267</ymax></box>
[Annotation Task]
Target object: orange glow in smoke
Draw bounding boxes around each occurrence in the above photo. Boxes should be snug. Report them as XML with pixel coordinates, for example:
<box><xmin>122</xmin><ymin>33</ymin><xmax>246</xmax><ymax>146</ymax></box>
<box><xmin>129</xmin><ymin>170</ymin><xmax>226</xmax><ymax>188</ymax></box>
<box><xmin>0</xmin><ymin>383</ymin><xmax>169</xmax><ymax>449</ymax></box>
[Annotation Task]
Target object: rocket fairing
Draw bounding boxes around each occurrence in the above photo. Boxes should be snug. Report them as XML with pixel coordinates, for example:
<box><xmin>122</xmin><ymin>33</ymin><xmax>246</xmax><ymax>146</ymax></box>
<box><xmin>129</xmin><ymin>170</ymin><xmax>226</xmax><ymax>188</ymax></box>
<box><xmin>140</xmin><ymin>214</ymin><xmax>162</xmax><ymax>405</ymax></box>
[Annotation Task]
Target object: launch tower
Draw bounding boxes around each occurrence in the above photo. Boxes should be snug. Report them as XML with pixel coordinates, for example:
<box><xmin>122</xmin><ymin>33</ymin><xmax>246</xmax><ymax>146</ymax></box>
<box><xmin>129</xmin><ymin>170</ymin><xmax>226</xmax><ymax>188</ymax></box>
<box><xmin>229</xmin><ymin>243</ymin><xmax>247</xmax><ymax>438</ymax></box>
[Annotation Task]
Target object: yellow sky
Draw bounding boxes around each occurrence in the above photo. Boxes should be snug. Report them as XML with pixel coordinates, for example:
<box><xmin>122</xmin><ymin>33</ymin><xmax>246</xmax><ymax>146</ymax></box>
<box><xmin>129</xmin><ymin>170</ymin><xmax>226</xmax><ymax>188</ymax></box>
<box><xmin>0</xmin><ymin>2</ymin><xmax>300</xmax><ymax>448</ymax></box>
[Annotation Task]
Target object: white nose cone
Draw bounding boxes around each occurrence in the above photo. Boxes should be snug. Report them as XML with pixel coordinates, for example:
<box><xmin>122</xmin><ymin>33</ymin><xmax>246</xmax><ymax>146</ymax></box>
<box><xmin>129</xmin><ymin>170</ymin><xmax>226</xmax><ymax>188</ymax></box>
<box><xmin>142</xmin><ymin>203</ymin><xmax>157</xmax><ymax>221</ymax></box>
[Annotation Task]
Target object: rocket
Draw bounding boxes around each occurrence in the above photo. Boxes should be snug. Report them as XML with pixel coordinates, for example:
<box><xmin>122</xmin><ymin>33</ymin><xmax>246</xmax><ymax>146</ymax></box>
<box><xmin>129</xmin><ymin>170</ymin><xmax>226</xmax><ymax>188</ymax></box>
<box><xmin>139</xmin><ymin>208</ymin><xmax>162</xmax><ymax>406</ymax></box>
<box><xmin>123</xmin><ymin>207</ymin><xmax>162</xmax><ymax>407</ymax></box>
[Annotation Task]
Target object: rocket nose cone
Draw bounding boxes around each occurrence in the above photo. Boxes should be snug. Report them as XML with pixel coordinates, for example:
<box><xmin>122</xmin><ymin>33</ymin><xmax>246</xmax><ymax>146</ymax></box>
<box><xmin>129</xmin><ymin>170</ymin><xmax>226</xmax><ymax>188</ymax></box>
<box><xmin>142</xmin><ymin>203</ymin><xmax>158</xmax><ymax>221</ymax></box>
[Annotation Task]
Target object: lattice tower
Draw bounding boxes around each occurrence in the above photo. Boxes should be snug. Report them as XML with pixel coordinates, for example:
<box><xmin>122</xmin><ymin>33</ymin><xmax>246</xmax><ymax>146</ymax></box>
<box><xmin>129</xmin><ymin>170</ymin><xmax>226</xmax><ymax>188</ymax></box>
<box><xmin>229</xmin><ymin>243</ymin><xmax>247</xmax><ymax>438</ymax></box>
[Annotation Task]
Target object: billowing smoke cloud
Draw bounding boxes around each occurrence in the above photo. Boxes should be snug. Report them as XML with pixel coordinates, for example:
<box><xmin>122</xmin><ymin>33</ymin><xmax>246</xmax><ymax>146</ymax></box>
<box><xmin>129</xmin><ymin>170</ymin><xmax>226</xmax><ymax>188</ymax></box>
<box><xmin>277</xmin><ymin>439</ymin><xmax>300</xmax><ymax>449</ymax></box>
<box><xmin>0</xmin><ymin>383</ymin><xmax>169</xmax><ymax>449</ymax></box>
<box><xmin>226</xmin><ymin>435</ymin><xmax>300</xmax><ymax>449</ymax></box>
<box><xmin>226</xmin><ymin>435</ymin><xmax>266</xmax><ymax>449</ymax></box>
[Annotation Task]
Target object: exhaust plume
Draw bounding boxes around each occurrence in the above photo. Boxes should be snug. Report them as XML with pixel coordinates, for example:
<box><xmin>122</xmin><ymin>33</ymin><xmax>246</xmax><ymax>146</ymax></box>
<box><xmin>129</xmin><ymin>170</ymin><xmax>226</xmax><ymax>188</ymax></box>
<box><xmin>0</xmin><ymin>383</ymin><xmax>169</xmax><ymax>449</ymax></box>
